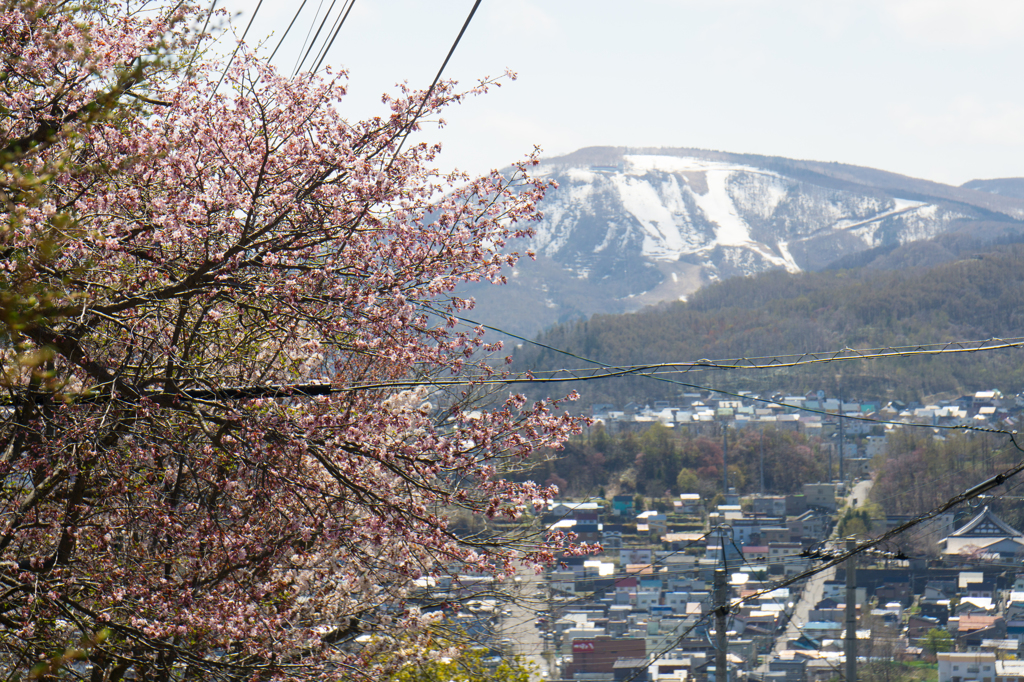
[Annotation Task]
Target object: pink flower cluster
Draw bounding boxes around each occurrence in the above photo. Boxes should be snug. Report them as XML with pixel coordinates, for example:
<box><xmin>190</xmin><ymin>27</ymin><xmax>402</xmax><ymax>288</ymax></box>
<box><xmin>0</xmin><ymin>1</ymin><xmax>587</xmax><ymax>679</ymax></box>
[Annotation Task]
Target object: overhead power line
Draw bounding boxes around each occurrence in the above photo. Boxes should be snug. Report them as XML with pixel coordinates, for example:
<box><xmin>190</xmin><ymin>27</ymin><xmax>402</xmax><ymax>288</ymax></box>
<box><xmin>312</xmin><ymin>0</ymin><xmax>357</xmax><ymax>73</ymax></box>
<box><xmin>292</xmin><ymin>0</ymin><xmax>339</xmax><ymax>75</ymax></box>
<box><xmin>437</xmin><ymin>309</ymin><xmax>1024</xmax><ymax>427</ymax></box>
<box><xmin>742</xmin><ymin>448</ymin><xmax>1024</xmax><ymax>607</ymax></box>
<box><xmin>293</xmin><ymin>0</ymin><xmax>328</xmax><ymax>75</ymax></box>
<box><xmin>268</xmin><ymin>0</ymin><xmax>310</xmax><ymax>63</ymax></box>
<box><xmin>622</xmin><ymin>443</ymin><xmax>1024</xmax><ymax>682</ymax></box>
<box><xmin>383</xmin><ymin>0</ymin><xmax>483</xmax><ymax>175</ymax></box>
<box><xmin>7</xmin><ymin>336</ymin><xmax>1024</xmax><ymax>427</ymax></box>
<box><xmin>211</xmin><ymin>0</ymin><xmax>266</xmax><ymax>98</ymax></box>
<box><xmin>506</xmin><ymin>337</ymin><xmax>1024</xmax><ymax>379</ymax></box>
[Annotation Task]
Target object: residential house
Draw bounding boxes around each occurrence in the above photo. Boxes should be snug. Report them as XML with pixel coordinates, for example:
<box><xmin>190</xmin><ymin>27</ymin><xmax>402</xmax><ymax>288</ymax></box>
<box><xmin>753</xmin><ymin>496</ymin><xmax>788</xmax><ymax>517</ymax></box>
<box><xmin>602</xmin><ymin>524</ymin><xmax>624</xmax><ymax>549</ymax></box>
<box><xmin>612</xmin><ymin>495</ymin><xmax>636</xmax><ymax>517</ymax></box>
<box><xmin>937</xmin><ymin>651</ymin><xmax>996</xmax><ymax>682</ymax></box>
<box><xmin>790</xmin><ymin>509</ymin><xmax>829</xmax><ymax>541</ymax></box>
<box><xmin>564</xmin><ymin>636</ymin><xmax>647</xmax><ymax>679</ymax></box>
<box><xmin>662</xmin><ymin>532</ymin><xmax>706</xmax><ymax>552</ymax></box>
<box><xmin>677</xmin><ymin>493</ymin><xmax>702</xmax><ymax>515</ymax></box>
<box><xmin>768</xmin><ymin>655</ymin><xmax>807</xmax><ymax>682</ymax></box>
<box><xmin>802</xmin><ymin>483</ymin><xmax>838</xmax><ymax>511</ymax></box>
<box><xmin>768</xmin><ymin>542</ymin><xmax>805</xmax><ymax>576</ymax></box>
<box><xmin>822</xmin><ymin>580</ymin><xmax>845</xmax><ymax>601</ymax></box>
<box><xmin>907</xmin><ymin>614</ymin><xmax>941</xmax><ymax>642</ymax></box>
<box><xmin>874</xmin><ymin>576</ymin><xmax>912</xmax><ymax>606</ymax></box>
<box><xmin>761</xmin><ymin>527</ymin><xmax>792</xmax><ymax>545</ymax></box>
<box><xmin>953</xmin><ymin>614</ymin><xmax>1007</xmax><ymax>650</ymax></box>
<box><xmin>995</xmin><ymin>660</ymin><xmax>1024</xmax><ymax>682</ymax></box>
<box><xmin>637</xmin><ymin>510</ymin><xmax>668</xmax><ymax>535</ymax></box>
<box><xmin>548</xmin><ymin>501</ymin><xmax>601</xmax><ymax>522</ymax></box>
<box><xmin>1005</xmin><ymin>592</ymin><xmax>1024</xmax><ymax>621</ymax></box>
<box><xmin>621</xmin><ymin>548</ymin><xmax>653</xmax><ymax>566</ymax></box>
<box><xmin>940</xmin><ymin>507</ymin><xmax>1024</xmax><ymax>559</ymax></box>
<box><xmin>573</xmin><ymin>522</ymin><xmax>603</xmax><ymax>545</ymax></box>
<box><xmin>785</xmin><ymin>494</ymin><xmax>808</xmax><ymax>516</ymax></box>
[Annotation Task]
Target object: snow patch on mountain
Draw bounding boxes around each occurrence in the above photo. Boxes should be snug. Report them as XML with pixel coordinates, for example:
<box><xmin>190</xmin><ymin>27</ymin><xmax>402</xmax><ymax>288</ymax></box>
<box><xmin>523</xmin><ymin>150</ymin><xmax>986</xmax><ymax>294</ymax></box>
<box><xmin>692</xmin><ymin>169</ymin><xmax>750</xmax><ymax>246</ymax></box>
<box><xmin>777</xmin><ymin>241</ymin><xmax>799</xmax><ymax>271</ymax></box>
<box><xmin>611</xmin><ymin>174</ymin><xmax>689</xmax><ymax>258</ymax></box>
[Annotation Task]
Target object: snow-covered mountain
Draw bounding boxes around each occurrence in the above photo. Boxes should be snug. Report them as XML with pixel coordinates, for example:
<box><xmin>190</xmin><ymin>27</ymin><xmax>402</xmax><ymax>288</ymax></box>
<box><xmin>462</xmin><ymin>147</ymin><xmax>1024</xmax><ymax>339</ymax></box>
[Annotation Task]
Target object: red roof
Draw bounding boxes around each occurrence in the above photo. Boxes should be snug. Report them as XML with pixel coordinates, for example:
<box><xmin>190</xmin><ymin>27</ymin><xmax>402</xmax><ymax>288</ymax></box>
<box><xmin>958</xmin><ymin>614</ymin><xmax>1002</xmax><ymax>632</ymax></box>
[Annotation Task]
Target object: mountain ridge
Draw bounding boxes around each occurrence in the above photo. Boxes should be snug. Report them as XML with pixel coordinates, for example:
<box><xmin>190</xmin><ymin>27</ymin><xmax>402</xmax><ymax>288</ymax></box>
<box><xmin>459</xmin><ymin>147</ymin><xmax>1024</xmax><ymax>341</ymax></box>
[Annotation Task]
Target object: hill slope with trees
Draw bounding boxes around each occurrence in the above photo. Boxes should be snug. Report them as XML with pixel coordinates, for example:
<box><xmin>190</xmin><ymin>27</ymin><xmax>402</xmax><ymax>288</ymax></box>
<box><xmin>520</xmin><ymin>423</ymin><xmax>826</xmax><ymax>502</ymax></box>
<box><xmin>510</xmin><ymin>243</ymin><xmax>1024</xmax><ymax>405</ymax></box>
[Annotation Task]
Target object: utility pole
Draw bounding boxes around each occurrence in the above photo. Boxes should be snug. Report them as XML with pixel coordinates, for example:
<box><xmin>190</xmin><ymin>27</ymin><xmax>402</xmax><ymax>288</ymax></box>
<box><xmin>546</xmin><ymin>574</ymin><xmax>556</xmax><ymax>679</ymax></box>
<box><xmin>714</xmin><ymin>567</ymin><xmax>729</xmax><ymax>682</ymax></box>
<box><xmin>759</xmin><ymin>431</ymin><xmax>765</xmax><ymax>495</ymax></box>
<box><xmin>845</xmin><ymin>537</ymin><xmax>857</xmax><ymax>682</ymax></box>
<box><xmin>838</xmin><ymin>390</ymin><xmax>845</xmax><ymax>484</ymax></box>
<box><xmin>828</xmin><ymin>441</ymin><xmax>833</xmax><ymax>482</ymax></box>
<box><xmin>723</xmin><ymin>425</ymin><xmax>729</xmax><ymax>497</ymax></box>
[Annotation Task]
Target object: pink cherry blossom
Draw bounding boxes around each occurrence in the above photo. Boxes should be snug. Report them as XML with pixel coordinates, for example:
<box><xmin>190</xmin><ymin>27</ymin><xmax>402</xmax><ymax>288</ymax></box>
<box><xmin>0</xmin><ymin>2</ymin><xmax>588</xmax><ymax>679</ymax></box>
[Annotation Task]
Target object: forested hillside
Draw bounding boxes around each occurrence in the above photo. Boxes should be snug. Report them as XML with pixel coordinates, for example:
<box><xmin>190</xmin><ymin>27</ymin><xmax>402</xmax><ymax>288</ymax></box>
<box><xmin>870</xmin><ymin>429</ymin><xmax>1023</xmax><ymax>555</ymax></box>
<box><xmin>514</xmin><ymin>423</ymin><xmax>826</xmax><ymax>502</ymax></box>
<box><xmin>510</xmin><ymin>244</ymin><xmax>1024</xmax><ymax>405</ymax></box>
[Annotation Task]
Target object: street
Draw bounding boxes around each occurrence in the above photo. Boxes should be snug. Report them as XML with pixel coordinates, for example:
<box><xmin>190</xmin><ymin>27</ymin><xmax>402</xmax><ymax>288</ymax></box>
<box><xmin>501</xmin><ymin>564</ymin><xmax>551</xmax><ymax>680</ymax></box>
<box><xmin>755</xmin><ymin>475</ymin><xmax>874</xmax><ymax>676</ymax></box>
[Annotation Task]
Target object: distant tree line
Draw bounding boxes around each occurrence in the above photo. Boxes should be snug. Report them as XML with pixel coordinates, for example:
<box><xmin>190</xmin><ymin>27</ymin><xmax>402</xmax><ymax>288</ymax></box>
<box><xmin>517</xmin><ymin>423</ymin><xmax>828</xmax><ymax>502</ymax></box>
<box><xmin>870</xmin><ymin>429</ymin><xmax>1023</xmax><ymax>529</ymax></box>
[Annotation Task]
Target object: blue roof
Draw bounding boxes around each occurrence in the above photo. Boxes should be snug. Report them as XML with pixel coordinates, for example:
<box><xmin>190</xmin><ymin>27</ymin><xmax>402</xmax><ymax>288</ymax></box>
<box><xmin>803</xmin><ymin>621</ymin><xmax>842</xmax><ymax>630</ymax></box>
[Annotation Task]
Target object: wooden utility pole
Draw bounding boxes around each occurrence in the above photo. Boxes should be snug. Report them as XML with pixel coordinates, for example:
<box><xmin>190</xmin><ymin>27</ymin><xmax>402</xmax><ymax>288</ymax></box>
<box><xmin>845</xmin><ymin>537</ymin><xmax>857</xmax><ymax>682</ymax></box>
<box><xmin>723</xmin><ymin>425</ymin><xmax>728</xmax><ymax>497</ymax></box>
<box><xmin>839</xmin><ymin>390</ymin><xmax>845</xmax><ymax>484</ymax></box>
<box><xmin>828</xmin><ymin>442</ymin><xmax>833</xmax><ymax>482</ymax></box>
<box><xmin>714</xmin><ymin>567</ymin><xmax>729</xmax><ymax>682</ymax></box>
<box><xmin>759</xmin><ymin>431</ymin><xmax>765</xmax><ymax>495</ymax></box>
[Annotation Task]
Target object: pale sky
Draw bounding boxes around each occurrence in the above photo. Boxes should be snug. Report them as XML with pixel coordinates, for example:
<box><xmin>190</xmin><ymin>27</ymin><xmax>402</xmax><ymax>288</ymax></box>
<box><xmin>222</xmin><ymin>0</ymin><xmax>1024</xmax><ymax>186</ymax></box>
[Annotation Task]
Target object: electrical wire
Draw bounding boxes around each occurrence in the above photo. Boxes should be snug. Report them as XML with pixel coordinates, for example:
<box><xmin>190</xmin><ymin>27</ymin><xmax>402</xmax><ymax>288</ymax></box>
<box><xmin>292</xmin><ymin>0</ymin><xmax>339</xmax><ymax>75</ymax></box>
<box><xmin>546</xmin><ymin>527</ymin><xmax>807</xmax><ymax>682</ymax></box>
<box><xmin>268</xmin><ymin>0</ymin><xmax>310</xmax><ymax>63</ymax></box>
<box><xmin>527</xmin><ymin>530</ymin><xmax>717</xmax><ymax>613</ymax></box>
<box><xmin>425</xmin><ymin>309</ymin><xmax>1024</xmax><ymax>434</ymax></box>
<box><xmin>311</xmin><ymin>0</ymin><xmax>356</xmax><ymax>73</ymax></box>
<box><xmin>743</xmin><ymin>446</ymin><xmax>1024</xmax><ymax>606</ymax></box>
<box><xmin>882</xmin><ymin>477</ymin><xmax>1024</xmax><ymax>557</ymax></box>
<box><xmin>616</xmin><ymin>448</ymin><xmax>1024</xmax><ymax>681</ymax></box>
<box><xmin>382</xmin><ymin>0</ymin><xmax>482</xmax><ymax>177</ymax></box>
<box><xmin>211</xmin><ymin>0</ymin><xmax>265</xmax><ymax>98</ymax></box>
<box><xmin>186</xmin><ymin>0</ymin><xmax>219</xmax><ymax>74</ymax></box>
<box><xmin>469</xmin><ymin>316</ymin><xmax>1024</xmax><ymax>547</ymax></box>
<box><xmin>868</xmin><ymin>436</ymin><xmax>1014</xmax><ymax>514</ymax></box>
<box><xmin>292</xmin><ymin>0</ymin><xmax>327</xmax><ymax>76</ymax></box>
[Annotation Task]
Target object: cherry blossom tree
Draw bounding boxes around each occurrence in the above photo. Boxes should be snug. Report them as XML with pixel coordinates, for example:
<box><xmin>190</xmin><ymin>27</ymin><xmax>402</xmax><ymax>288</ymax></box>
<box><xmin>0</xmin><ymin>2</ymin><xmax>584</xmax><ymax>679</ymax></box>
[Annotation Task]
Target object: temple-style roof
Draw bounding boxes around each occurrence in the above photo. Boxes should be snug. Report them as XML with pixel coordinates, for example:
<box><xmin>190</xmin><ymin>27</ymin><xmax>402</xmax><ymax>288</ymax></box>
<box><xmin>950</xmin><ymin>507</ymin><xmax>1023</xmax><ymax>538</ymax></box>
